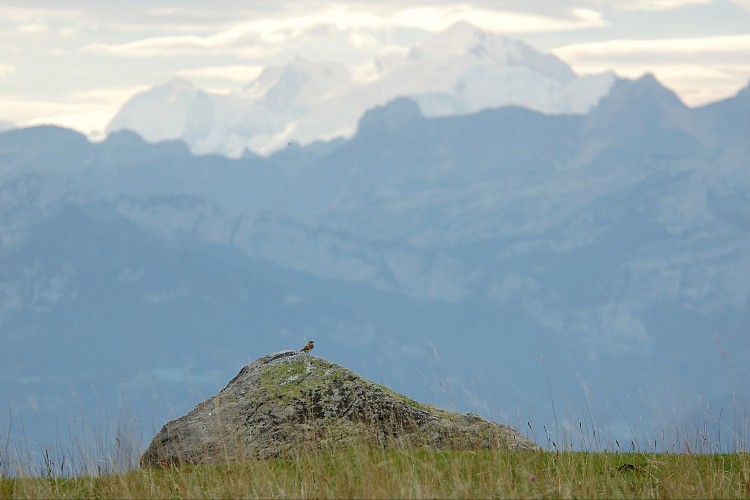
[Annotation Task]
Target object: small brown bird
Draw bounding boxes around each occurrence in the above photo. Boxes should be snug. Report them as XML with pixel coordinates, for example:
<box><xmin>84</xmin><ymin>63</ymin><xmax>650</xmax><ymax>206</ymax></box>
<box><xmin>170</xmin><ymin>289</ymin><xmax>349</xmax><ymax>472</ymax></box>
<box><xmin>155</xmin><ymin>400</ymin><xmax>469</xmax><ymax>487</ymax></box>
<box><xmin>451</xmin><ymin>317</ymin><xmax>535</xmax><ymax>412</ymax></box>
<box><xmin>301</xmin><ymin>340</ymin><xmax>315</xmax><ymax>354</ymax></box>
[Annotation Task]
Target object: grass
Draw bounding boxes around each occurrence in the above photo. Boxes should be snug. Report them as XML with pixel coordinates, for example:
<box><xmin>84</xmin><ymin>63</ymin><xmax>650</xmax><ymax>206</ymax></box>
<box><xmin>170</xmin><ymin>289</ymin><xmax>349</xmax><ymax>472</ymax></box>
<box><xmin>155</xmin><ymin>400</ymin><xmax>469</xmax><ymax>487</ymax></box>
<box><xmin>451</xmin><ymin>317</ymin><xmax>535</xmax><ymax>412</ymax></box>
<box><xmin>2</xmin><ymin>447</ymin><xmax>750</xmax><ymax>499</ymax></box>
<box><xmin>0</xmin><ymin>445</ymin><xmax>750</xmax><ymax>498</ymax></box>
<box><xmin>2</xmin><ymin>400</ymin><xmax>748</xmax><ymax>498</ymax></box>
<box><xmin>2</xmin><ymin>355</ymin><xmax>747</xmax><ymax>498</ymax></box>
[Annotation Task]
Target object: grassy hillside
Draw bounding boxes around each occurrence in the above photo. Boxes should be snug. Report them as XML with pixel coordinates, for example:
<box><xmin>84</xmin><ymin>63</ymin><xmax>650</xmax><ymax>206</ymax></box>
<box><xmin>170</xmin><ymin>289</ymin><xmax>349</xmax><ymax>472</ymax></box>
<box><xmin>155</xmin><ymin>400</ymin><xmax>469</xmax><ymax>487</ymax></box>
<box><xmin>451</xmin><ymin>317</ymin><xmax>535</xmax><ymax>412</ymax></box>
<box><xmin>2</xmin><ymin>448</ymin><xmax>749</xmax><ymax>499</ymax></box>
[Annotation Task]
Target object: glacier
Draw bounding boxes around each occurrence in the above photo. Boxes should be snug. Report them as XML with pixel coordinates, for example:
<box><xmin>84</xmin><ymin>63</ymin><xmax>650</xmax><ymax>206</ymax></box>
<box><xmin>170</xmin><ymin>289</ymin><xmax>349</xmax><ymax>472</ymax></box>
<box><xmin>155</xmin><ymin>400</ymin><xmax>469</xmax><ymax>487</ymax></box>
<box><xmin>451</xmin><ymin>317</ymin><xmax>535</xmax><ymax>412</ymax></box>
<box><xmin>106</xmin><ymin>22</ymin><xmax>615</xmax><ymax>157</ymax></box>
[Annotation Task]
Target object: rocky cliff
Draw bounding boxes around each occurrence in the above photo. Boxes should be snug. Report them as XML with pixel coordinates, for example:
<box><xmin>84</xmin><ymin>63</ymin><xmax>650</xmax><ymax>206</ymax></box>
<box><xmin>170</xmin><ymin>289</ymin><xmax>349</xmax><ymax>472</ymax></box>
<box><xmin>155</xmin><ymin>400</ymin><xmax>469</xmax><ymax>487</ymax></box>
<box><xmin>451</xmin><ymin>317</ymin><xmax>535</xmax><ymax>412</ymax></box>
<box><xmin>141</xmin><ymin>351</ymin><xmax>540</xmax><ymax>466</ymax></box>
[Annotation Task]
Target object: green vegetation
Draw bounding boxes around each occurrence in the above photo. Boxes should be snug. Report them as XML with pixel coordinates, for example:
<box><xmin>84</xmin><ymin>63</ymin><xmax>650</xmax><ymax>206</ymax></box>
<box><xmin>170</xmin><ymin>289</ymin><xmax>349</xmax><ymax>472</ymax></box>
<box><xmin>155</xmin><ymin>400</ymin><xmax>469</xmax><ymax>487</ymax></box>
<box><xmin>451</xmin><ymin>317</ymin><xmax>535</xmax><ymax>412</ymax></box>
<box><xmin>2</xmin><ymin>448</ymin><xmax>749</xmax><ymax>499</ymax></box>
<box><xmin>376</xmin><ymin>383</ymin><xmax>437</xmax><ymax>414</ymax></box>
<box><xmin>258</xmin><ymin>356</ymin><xmax>438</xmax><ymax>415</ymax></box>
<box><xmin>3</xmin><ymin>355</ymin><xmax>747</xmax><ymax>497</ymax></box>
<box><xmin>258</xmin><ymin>357</ymin><xmax>351</xmax><ymax>399</ymax></box>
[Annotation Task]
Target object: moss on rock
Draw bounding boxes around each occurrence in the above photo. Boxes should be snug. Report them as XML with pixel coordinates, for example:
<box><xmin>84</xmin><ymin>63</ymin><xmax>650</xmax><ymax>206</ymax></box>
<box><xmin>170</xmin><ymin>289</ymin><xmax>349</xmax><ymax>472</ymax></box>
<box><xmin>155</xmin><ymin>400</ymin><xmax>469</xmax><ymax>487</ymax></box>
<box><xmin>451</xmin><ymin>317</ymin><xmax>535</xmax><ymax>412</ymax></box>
<box><xmin>141</xmin><ymin>351</ymin><xmax>540</xmax><ymax>467</ymax></box>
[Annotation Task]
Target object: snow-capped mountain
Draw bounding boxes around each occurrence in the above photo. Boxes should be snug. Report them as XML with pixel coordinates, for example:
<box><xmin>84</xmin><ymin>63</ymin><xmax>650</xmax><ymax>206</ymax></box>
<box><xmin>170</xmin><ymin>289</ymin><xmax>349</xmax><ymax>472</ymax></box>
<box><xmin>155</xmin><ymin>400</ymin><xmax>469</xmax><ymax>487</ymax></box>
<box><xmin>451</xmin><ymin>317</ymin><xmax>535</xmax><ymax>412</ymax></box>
<box><xmin>106</xmin><ymin>22</ymin><xmax>615</xmax><ymax>156</ymax></box>
<box><xmin>106</xmin><ymin>77</ymin><xmax>214</xmax><ymax>146</ymax></box>
<box><xmin>368</xmin><ymin>21</ymin><xmax>610</xmax><ymax>116</ymax></box>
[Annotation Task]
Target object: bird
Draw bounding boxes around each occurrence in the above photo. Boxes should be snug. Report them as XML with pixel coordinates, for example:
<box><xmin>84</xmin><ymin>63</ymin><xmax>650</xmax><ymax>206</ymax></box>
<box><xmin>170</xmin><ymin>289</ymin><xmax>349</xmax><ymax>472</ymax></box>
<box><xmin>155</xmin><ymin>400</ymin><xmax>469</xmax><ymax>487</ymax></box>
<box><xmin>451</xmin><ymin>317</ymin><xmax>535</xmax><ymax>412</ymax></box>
<box><xmin>300</xmin><ymin>340</ymin><xmax>315</xmax><ymax>354</ymax></box>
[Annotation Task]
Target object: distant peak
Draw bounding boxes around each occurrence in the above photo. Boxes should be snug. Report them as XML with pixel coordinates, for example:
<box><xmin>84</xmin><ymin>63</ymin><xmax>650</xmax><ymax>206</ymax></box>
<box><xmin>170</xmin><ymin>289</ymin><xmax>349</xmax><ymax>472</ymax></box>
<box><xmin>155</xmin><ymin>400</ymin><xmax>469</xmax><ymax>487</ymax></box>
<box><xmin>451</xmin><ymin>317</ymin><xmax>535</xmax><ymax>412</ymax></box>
<box><xmin>284</xmin><ymin>54</ymin><xmax>313</xmax><ymax>69</ymax></box>
<box><xmin>612</xmin><ymin>73</ymin><xmax>683</xmax><ymax>104</ymax></box>
<box><xmin>356</xmin><ymin>97</ymin><xmax>422</xmax><ymax>135</ymax></box>
<box><xmin>250</xmin><ymin>56</ymin><xmax>348</xmax><ymax>86</ymax></box>
<box><xmin>3</xmin><ymin>124</ymin><xmax>88</xmax><ymax>143</ymax></box>
<box><xmin>585</xmin><ymin>72</ymin><xmax>690</xmax><ymax>134</ymax></box>
<box><xmin>634</xmin><ymin>72</ymin><xmax>663</xmax><ymax>87</ymax></box>
<box><xmin>439</xmin><ymin>20</ymin><xmax>486</xmax><ymax>40</ymax></box>
<box><xmin>735</xmin><ymin>79</ymin><xmax>750</xmax><ymax>97</ymax></box>
<box><xmin>415</xmin><ymin>21</ymin><xmax>575</xmax><ymax>81</ymax></box>
<box><xmin>155</xmin><ymin>77</ymin><xmax>199</xmax><ymax>93</ymax></box>
<box><xmin>419</xmin><ymin>21</ymin><xmax>506</xmax><ymax>55</ymax></box>
<box><xmin>104</xmin><ymin>128</ymin><xmax>145</xmax><ymax>144</ymax></box>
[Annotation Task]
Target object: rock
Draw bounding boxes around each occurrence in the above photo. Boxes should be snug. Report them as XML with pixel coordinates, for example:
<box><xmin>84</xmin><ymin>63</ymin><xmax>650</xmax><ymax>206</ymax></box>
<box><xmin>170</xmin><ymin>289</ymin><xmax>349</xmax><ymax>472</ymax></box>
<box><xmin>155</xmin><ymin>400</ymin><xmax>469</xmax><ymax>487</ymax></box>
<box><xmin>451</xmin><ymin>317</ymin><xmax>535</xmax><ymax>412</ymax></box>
<box><xmin>140</xmin><ymin>351</ymin><xmax>540</xmax><ymax>466</ymax></box>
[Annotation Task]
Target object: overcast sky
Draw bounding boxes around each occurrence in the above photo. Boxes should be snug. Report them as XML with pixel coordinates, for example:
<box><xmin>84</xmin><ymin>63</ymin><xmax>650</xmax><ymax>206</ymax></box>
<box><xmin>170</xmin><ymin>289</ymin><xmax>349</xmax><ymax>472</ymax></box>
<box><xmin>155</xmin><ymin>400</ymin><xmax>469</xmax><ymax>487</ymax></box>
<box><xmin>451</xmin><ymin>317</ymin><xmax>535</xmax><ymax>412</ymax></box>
<box><xmin>1</xmin><ymin>0</ymin><xmax>748</xmax><ymax>136</ymax></box>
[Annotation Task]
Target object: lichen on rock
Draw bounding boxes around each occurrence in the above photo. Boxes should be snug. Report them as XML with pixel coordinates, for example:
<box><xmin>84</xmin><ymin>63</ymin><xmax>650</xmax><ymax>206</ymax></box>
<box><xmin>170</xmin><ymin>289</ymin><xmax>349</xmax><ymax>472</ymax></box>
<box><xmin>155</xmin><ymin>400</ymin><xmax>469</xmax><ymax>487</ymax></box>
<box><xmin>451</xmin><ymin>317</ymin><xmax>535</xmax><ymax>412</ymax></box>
<box><xmin>141</xmin><ymin>351</ymin><xmax>540</xmax><ymax>466</ymax></box>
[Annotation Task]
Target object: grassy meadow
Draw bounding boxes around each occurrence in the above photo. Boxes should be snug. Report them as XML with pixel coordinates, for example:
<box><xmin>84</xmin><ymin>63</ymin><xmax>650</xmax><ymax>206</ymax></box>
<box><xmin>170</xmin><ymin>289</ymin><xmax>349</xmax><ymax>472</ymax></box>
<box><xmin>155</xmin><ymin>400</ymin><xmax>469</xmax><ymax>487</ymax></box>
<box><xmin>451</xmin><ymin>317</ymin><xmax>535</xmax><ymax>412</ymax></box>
<box><xmin>2</xmin><ymin>444</ymin><xmax>750</xmax><ymax>499</ymax></box>
<box><xmin>2</xmin><ymin>376</ymin><xmax>747</xmax><ymax>498</ymax></box>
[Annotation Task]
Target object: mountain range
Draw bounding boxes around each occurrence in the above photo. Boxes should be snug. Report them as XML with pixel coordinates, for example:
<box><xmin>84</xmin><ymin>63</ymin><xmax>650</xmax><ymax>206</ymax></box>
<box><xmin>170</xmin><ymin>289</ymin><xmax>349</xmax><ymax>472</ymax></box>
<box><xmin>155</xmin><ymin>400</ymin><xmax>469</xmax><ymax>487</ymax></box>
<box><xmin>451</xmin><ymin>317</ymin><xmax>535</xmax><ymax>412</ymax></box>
<box><xmin>1</xmin><ymin>43</ymin><xmax>749</xmax><ymax>455</ymax></box>
<box><xmin>106</xmin><ymin>22</ymin><xmax>615</xmax><ymax>157</ymax></box>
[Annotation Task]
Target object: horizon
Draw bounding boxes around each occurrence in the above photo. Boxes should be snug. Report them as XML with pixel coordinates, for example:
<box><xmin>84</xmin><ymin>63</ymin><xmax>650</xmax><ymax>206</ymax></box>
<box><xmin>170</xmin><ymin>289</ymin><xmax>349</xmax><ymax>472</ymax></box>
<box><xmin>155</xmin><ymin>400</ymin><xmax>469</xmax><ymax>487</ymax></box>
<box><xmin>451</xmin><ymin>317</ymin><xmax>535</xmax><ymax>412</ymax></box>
<box><xmin>1</xmin><ymin>71</ymin><xmax>747</xmax><ymax>148</ymax></box>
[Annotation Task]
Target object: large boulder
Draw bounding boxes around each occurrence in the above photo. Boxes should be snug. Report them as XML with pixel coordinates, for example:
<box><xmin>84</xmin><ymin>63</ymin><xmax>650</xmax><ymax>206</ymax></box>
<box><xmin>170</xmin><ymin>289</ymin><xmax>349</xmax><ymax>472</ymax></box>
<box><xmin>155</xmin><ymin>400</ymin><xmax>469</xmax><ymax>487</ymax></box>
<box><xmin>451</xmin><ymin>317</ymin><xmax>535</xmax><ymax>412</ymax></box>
<box><xmin>141</xmin><ymin>351</ymin><xmax>540</xmax><ymax>466</ymax></box>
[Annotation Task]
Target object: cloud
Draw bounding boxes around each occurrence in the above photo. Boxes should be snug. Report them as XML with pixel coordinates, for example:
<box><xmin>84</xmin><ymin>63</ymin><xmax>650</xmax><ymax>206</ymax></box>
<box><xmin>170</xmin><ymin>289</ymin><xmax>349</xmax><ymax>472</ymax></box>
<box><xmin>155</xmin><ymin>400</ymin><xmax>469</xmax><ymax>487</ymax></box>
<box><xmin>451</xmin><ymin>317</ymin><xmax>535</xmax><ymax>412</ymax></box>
<box><xmin>0</xmin><ymin>0</ymin><xmax>732</xmax><ymax>33</ymax></box>
<box><xmin>553</xmin><ymin>34</ymin><xmax>750</xmax><ymax>62</ymax></box>
<box><xmin>0</xmin><ymin>100</ymin><xmax>111</xmax><ymax>136</ymax></box>
<box><xmin>552</xmin><ymin>34</ymin><xmax>750</xmax><ymax>105</ymax></box>
<box><xmin>0</xmin><ymin>63</ymin><xmax>15</xmax><ymax>79</ymax></box>
<box><xmin>69</xmin><ymin>85</ymin><xmax>151</xmax><ymax>104</ymax></box>
<box><xmin>347</xmin><ymin>30</ymin><xmax>380</xmax><ymax>50</ymax></box>
<box><xmin>82</xmin><ymin>33</ymin><xmax>261</xmax><ymax>58</ymax></box>
<box><xmin>80</xmin><ymin>5</ymin><xmax>607</xmax><ymax>59</ymax></box>
<box><xmin>607</xmin><ymin>0</ymin><xmax>712</xmax><ymax>11</ymax></box>
<box><xmin>3</xmin><ymin>1</ymin><xmax>745</xmax><ymax>129</ymax></box>
<box><xmin>0</xmin><ymin>5</ymin><xmax>81</xmax><ymax>22</ymax></box>
<box><xmin>177</xmin><ymin>64</ymin><xmax>264</xmax><ymax>84</ymax></box>
<box><xmin>17</xmin><ymin>21</ymin><xmax>49</xmax><ymax>33</ymax></box>
<box><xmin>80</xmin><ymin>8</ymin><xmax>384</xmax><ymax>58</ymax></box>
<box><xmin>0</xmin><ymin>84</ymin><xmax>148</xmax><ymax>136</ymax></box>
<box><xmin>390</xmin><ymin>6</ymin><xmax>606</xmax><ymax>33</ymax></box>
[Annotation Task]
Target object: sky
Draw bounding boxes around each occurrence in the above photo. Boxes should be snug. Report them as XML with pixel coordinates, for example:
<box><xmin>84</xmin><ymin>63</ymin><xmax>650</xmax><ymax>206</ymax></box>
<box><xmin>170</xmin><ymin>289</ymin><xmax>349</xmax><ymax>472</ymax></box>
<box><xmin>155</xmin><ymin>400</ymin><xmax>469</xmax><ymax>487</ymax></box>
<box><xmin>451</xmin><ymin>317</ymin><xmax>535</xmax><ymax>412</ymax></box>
<box><xmin>0</xmin><ymin>0</ymin><xmax>749</xmax><ymax>137</ymax></box>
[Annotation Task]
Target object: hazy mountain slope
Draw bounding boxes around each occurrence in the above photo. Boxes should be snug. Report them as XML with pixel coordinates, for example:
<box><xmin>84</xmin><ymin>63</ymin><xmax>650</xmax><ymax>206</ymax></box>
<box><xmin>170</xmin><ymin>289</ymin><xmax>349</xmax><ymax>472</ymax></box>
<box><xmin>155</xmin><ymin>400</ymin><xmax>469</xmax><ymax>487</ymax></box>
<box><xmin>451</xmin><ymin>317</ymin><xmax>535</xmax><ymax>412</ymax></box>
<box><xmin>0</xmin><ymin>197</ymin><xmax>453</xmax><ymax>444</ymax></box>
<box><xmin>1</xmin><ymin>74</ymin><xmax>748</xmax><ymax>453</ymax></box>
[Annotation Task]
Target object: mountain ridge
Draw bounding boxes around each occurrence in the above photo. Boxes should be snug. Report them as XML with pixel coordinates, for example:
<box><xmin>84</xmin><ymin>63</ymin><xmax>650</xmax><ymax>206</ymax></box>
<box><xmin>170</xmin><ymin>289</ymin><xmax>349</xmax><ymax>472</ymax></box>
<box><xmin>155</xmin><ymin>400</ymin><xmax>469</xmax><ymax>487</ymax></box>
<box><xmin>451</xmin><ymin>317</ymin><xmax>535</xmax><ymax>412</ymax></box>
<box><xmin>1</xmin><ymin>71</ymin><xmax>747</xmax><ymax>453</ymax></box>
<box><xmin>105</xmin><ymin>22</ymin><xmax>616</xmax><ymax>156</ymax></box>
